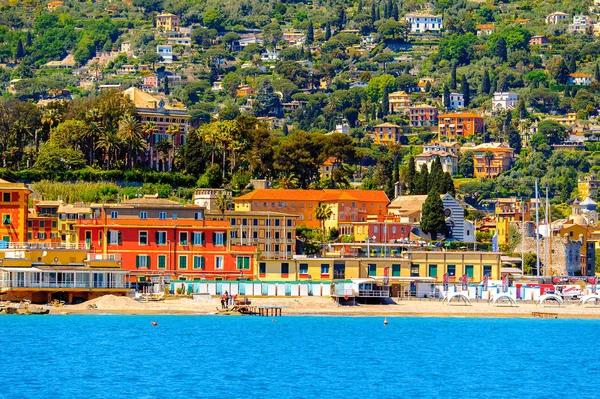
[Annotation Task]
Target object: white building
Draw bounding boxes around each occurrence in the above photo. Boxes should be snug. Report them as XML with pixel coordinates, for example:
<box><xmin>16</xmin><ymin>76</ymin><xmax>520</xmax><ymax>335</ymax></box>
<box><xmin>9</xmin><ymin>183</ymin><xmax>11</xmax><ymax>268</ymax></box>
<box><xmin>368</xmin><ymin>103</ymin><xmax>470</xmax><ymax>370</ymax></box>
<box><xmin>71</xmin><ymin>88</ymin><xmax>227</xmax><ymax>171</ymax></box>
<box><xmin>441</xmin><ymin>193</ymin><xmax>475</xmax><ymax>243</ymax></box>
<box><xmin>569</xmin><ymin>15</ymin><xmax>591</xmax><ymax>33</ymax></box>
<box><xmin>193</xmin><ymin>188</ymin><xmax>230</xmax><ymax>211</ymax></box>
<box><xmin>405</xmin><ymin>13</ymin><xmax>443</xmax><ymax>33</ymax></box>
<box><xmin>415</xmin><ymin>150</ymin><xmax>458</xmax><ymax>175</ymax></box>
<box><xmin>156</xmin><ymin>45</ymin><xmax>173</xmax><ymax>63</ymax></box>
<box><xmin>546</xmin><ymin>12</ymin><xmax>569</xmax><ymax>24</ymax></box>
<box><xmin>260</xmin><ymin>50</ymin><xmax>280</xmax><ymax>61</ymax></box>
<box><xmin>569</xmin><ymin>73</ymin><xmax>594</xmax><ymax>85</ymax></box>
<box><xmin>444</xmin><ymin>92</ymin><xmax>464</xmax><ymax>110</ymax></box>
<box><xmin>492</xmin><ymin>92</ymin><xmax>518</xmax><ymax>111</ymax></box>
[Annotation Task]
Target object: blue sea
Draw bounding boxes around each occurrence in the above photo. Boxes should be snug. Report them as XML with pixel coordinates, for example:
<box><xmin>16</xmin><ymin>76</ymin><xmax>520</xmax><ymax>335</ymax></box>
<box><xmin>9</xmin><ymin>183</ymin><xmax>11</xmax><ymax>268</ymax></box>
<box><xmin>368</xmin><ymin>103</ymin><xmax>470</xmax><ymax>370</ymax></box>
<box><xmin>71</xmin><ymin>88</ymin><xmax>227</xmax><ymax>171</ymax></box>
<box><xmin>0</xmin><ymin>315</ymin><xmax>599</xmax><ymax>399</ymax></box>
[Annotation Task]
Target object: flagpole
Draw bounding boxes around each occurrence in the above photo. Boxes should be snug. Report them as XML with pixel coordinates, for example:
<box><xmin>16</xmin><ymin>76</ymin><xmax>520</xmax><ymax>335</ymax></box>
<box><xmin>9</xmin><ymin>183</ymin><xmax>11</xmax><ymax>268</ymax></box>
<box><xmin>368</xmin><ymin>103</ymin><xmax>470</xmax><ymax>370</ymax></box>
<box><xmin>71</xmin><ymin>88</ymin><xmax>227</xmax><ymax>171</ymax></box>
<box><xmin>521</xmin><ymin>197</ymin><xmax>525</xmax><ymax>275</ymax></box>
<box><xmin>545</xmin><ymin>186</ymin><xmax>550</xmax><ymax>277</ymax></box>
<box><xmin>535</xmin><ymin>179</ymin><xmax>540</xmax><ymax>278</ymax></box>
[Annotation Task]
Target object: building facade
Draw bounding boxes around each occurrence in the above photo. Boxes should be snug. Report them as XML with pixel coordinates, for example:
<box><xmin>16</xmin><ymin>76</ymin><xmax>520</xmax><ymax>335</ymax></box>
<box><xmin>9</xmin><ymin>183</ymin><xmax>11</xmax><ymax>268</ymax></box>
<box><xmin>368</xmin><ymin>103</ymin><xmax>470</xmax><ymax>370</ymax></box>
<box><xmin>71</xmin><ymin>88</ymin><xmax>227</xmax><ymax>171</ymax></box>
<box><xmin>438</xmin><ymin>112</ymin><xmax>484</xmax><ymax>139</ymax></box>
<box><xmin>472</xmin><ymin>142</ymin><xmax>515</xmax><ymax>178</ymax></box>
<box><xmin>0</xmin><ymin>179</ymin><xmax>30</xmax><ymax>245</ymax></box>
<box><xmin>405</xmin><ymin>13</ymin><xmax>443</xmax><ymax>33</ymax></box>
<box><xmin>492</xmin><ymin>92</ymin><xmax>518</xmax><ymax>111</ymax></box>
<box><xmin>409</xmin><ymin>104</ymin><xmax>438</xmax><ymax>127</ymax></box>
<box><xmin>388</xmin><ymin>91</ymin><xmax>411</xmax><ymax>113</ymax></box>
<box><xmin>156</xmin><ymin>13</ymin><xmax>180</xmax><ymax>31</ymax></box>
<box><xmin>373</xmin><ymin>123</ymin><xmax>403</xmax><ymax>145</ymax></box>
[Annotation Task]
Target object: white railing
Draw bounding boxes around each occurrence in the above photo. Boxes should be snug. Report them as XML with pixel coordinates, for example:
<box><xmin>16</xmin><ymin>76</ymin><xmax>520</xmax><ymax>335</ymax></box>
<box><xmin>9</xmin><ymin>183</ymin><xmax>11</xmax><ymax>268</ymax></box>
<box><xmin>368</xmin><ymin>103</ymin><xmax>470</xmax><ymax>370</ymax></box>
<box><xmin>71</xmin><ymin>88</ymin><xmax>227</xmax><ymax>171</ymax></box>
<box><xmin>86</xmin><ymin>253</ymin><xmax>122</xmax><ymax>262</ymax></box>
<box><xmin>5</xmin><ymin>281</ymin><xmax>130</xmax><ymax>289</ymax></box>
<box><xmin>0</xmin><ymin>242</ymin><xmax>88</xmax><ymax>251</ymax></box>
<box><xmin>358</xmin><ymin>289</ymin><xmax>389</xmax><ymax>297</ymax></box>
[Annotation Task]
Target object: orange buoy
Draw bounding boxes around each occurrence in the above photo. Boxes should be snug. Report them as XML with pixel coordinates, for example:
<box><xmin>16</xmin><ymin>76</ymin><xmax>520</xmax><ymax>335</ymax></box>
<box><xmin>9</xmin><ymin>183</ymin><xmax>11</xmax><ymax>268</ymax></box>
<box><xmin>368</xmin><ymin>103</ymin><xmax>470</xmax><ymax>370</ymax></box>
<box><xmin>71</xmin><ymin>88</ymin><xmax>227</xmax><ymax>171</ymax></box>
<box><xmin>151</xmin><ymin>321</ymin><xmax>158</xmax><ymax>326</ymax></box>
<box><xmin>344</xmin><ymin>295</ymin><xmax>349</xmax><ymax>300</ymax></box>
<box><xmin>383</xmin><ymin>318</ymin><xmax>388</xmax><ymax>325</ymax></box>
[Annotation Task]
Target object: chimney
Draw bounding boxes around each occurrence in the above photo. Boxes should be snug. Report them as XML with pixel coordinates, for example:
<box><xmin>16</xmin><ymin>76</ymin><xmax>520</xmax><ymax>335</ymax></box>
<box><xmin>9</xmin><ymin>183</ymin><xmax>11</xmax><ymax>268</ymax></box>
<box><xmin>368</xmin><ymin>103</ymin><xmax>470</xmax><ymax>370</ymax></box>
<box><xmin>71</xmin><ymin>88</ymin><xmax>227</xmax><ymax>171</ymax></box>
<box><xmin>394</xmin><ymin>182</ymin><xmax>402</xmax><ymax>199</ymax></box>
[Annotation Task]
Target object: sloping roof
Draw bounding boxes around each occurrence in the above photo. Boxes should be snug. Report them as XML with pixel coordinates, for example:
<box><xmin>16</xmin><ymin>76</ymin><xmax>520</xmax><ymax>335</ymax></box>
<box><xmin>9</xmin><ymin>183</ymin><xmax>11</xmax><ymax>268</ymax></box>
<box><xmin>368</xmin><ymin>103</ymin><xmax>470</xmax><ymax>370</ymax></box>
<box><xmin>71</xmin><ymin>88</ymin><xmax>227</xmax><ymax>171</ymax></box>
<box><xmin>439</xmin><ymin>112</ymin><xmax>483</xmax><ymax>119</ymax></box>
<box><xmin>569</xmin><ymin>73</ymin><xmax>593</xmax><ymax>78</ymax></box>
<box><xmin>388</xmin><ymin>195</ymin><xmax>427</xmax><ymax>212</ymax></box>
<box><xmin>122</xmin><ymin>87</ymin><xmax>187</xmax><ymax>111</ymax></box>
<box><xmin>235</xmin><ymin>189</ymin><xmax>389</xmax><ymax>203</ymax></box>
<box><xmin>472</xmin><ymin>142</ymin><xmax>513</xmax><ymax>151</ymax></box>
<box><xmin>416</xmin><ymin>150</ymin><xmax>457</xmax><ymax>159</ymax></box>
<box><xmin>374</xmin><ymin>122</ymin><xmax>402</xmax><ymax>128</ymax></box>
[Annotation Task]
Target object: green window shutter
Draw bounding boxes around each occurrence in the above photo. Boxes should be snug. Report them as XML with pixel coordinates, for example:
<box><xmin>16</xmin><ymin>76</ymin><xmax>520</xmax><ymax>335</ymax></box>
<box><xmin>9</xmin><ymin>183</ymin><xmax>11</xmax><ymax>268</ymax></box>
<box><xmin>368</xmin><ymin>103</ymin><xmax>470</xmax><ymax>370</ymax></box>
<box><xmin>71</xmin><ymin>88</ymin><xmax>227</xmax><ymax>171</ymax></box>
<box><xmin>212</xmin><ymin>232</ymin><xmax>216</xmax><ymax>244</ymax></box>
<box><xmin>136</xmin><ymin>256</ymin><xmax>140</xmax><ymax>269</ymax></box>
<box><xmin>223</xmin><ymin>233</ymin><xmax>227</xmax><ymax>245</ymax></box>
<box><xmin>201</xmin><ymin>256</ymin><xmax>205</xmax><ymax>269</ymax></box>
<box><xmin>244</xmin><ymin>257</ymin><xmax>250</xmax><ymax>270</ymax></box>
<box><xmin>155</xmin><ymin>232</ymin><xmax>159</xmax><ymax>244</ymax></box>
<box><xmin>201</xmin><ymin>232</ymin><xmax>205</xmax><ymax>245</ymax></box>
<box><xmin>146</xmin><ymin>255</ymin><xmax>151</xmax><ymax>269</ymax></box>
<box><xmin>236</xmin><ymin>257</ymin><xmax>242</xmax><ymax>269</ymax></box>
<box><xmin>117</xmin><ymin>232</ymin><xmax>122</xmax><ymax>244</ymax></box>
<box><xmin>158</xmin><ymin>255</ymin><xmax>166</xmax><ymax>269</ymax></box>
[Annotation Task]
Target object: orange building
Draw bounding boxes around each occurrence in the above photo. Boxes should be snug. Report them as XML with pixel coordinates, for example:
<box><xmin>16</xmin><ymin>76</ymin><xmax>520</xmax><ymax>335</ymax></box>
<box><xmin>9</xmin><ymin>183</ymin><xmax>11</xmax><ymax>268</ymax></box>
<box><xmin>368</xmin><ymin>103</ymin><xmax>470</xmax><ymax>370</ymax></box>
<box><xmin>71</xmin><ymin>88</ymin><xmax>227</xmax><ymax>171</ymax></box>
<box><xmin>373</xmin><ymin>122</ymin><xmax>403</xmax><ymax>145</ymax></box>
<box><xmin>27</xmin><ymin>201</ymin><xmax>60</xmax><ymax>245</ymax></box>
<box><xmin>0</xmin><ymin>179</ymin><xmax>30</xmax><ymax>245</ymax></box>
<box><xmin>388</xmin><ymin>91</ymin><xmax>411</xmax><ymax>113</ymax></box>
<box><xmin>234</xmin><ymin>189</ymin><xmax>390</xmax><ymax>230</ymax></box>
<box><xmin>77</xmin><ymin>197</ymin><xmax>257</xmax><ymax>283</ymax></box>
<box><xmin>472</xmin><ymin>142</ymin><xmax>515</xmax><ymax>178</ymax></box>
<box><xmin>438</xmin><ymin>112</ymin><xmax>484</xmax><ymax>139</ymax></box>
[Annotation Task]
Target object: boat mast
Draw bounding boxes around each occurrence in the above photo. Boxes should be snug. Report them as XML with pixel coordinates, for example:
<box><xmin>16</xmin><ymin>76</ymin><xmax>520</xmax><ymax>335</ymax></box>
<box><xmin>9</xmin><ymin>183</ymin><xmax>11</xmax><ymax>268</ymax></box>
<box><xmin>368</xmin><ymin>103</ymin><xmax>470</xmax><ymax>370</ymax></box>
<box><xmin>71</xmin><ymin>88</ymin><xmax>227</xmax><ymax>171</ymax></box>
<box><xmin>521</xmin><ymin>197</ymin><xmax>525</xmax><ymax>275</ymax></box>
<box><xmin>535</xmin><ymin>179</ymin><xmax>540</xmax><ymax>277</ymax></box>
<box><xmin>545</xmin><ymin>186</ymin><xmax>550</xmax><ymax>277</ymax></box>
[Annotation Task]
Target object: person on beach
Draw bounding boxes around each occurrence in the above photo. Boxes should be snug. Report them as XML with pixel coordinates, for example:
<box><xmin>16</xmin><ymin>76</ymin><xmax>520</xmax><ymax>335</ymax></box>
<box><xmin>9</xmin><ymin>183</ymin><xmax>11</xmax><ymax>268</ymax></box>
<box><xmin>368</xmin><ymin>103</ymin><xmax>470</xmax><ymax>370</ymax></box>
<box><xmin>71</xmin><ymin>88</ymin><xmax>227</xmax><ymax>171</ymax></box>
<box><xmin>224</xmin><ymin>291</ymin><xmax>229</xmax><ymax>308</ymax></box>
<box><xmin>220</xmin><ymin>296</ymin><xmax>226</xmax><ymax>309</ymax></box>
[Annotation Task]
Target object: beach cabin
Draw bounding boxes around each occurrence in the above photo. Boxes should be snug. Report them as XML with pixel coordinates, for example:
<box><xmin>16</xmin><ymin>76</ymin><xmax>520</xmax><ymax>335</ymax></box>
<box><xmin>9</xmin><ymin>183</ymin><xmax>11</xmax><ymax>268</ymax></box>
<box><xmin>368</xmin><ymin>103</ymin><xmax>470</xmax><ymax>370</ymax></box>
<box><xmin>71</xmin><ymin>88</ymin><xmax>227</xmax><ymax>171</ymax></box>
<box><xmin>333</xmin><ymin>278</ymin><xmax>390</xmax><ymax>304</ymax></box>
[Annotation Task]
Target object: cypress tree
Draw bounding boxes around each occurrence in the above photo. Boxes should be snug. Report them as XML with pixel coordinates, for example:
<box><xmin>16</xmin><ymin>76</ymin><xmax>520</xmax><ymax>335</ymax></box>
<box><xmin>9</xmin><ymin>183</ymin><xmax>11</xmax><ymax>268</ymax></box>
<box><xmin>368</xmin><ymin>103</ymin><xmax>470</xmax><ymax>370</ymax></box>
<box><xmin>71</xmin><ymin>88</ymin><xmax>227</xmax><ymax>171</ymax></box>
<box><xmin>376</xmin><ymin>7</ymin><xmax>380</xmax><ymax>21</ymax></box>
<box><xmin>568</xmin><ymin>56</ymin><xmax>576</xmax><ymax>74</ymax></box>
<box><xmin>358</xmin><ymin>0</ymin><xmax>363</xmax><ymax>13</ymax></box>
<box><xmin>306</xmin><ymin>21</ymin><xmax>314</xmax><ymax>45</ymax></box>
<box><xmin>429</xmin><ymin>157</ymin><xmax>444</xmax><ymax>192</ymax></box>
<box><xmin>480</xmin><ymin>70</ymin><xmax>490</xmax><ymax>95</ymax></box>
<box><xmin>25</xmin><ymin>31</ymin><xmax>32</xmax><ymax>47</ymax></box>
<box><xmin>517</xmin><ymin>98</ymin><xmax>527</xmax><ymax>119</ymax></box>
<box><xmin>421</xmin><ymin>187</ymin><xmax>448</xmax><ymax>240</ymax></box>
<box><xmin>506</xmin><ymin>124</ymin><xmax>521</xmax><ymax>154</ymax></box>
<box><xmin>450</xmin><ymin>62</ymin><xmax>457</xmax><ymax>90</ymax></box>
<box><xmin>392</xmin><ymin>155</ymin><xmax>399</xmax><ymax>186</ymax></box>
<box><xmin>461</xmin><ymin>74</ymin><xmax>470</xmax><ymax>107</ymax></box>
<box><xmin>325</xmin><ymin>23</ymin><xmax>331</xmax><ymax>41</ymax></box>
<box><xmin>383</xmin><ymin>0</ymin><xmax>390</xmax><ymax>19</ymax></box>
<box><xmin>494</xmin><ymin>37</ymin><xmax>507</xmax><ymax>62</ymax></box>
<box><xmin>15</xmin><ymin>39</ymin><xmax>24</xmax><ymax>60</ymax></box>
<box><xmin>392</xmin><ymin>2</ymin><xmax>399</xmax><ymax>21</ymax></box>
<box><xmin>443</xmin><ymin>85</ymin><xmax>451</xmax><ymax>110</ymax></box>
<box><xmin>163</xmin><ymin>75</ymin><xmax>170</xmax><ymax>95</ymax></box>
<box><xmin>442</xmin><ymin>172</ymin><xmax>455</xmax><ymax>196</ymax></box>
<box><xmin>425</xmin><ymin>81</ymin><xmax>431</xmax><ymax>93</ymax></box>
<box><xmin>282</xmin><ymin>123</ymin><xmax>289</xmax><ymax>136</ymax></box>
<box><xmin>406</xmin><ymin>155</ymin><xmax>416</xmax><ymax>194</ymax></box>
<box><xmin>416</xmin><ymin>164</ymin><xmax>429</xmax><ymax>194</ymax></box>
<box><xmin>371</xmin><ymin>4</ymin><xmax>377</xmax><ymax>23</ymax></box>
<box><xmin>182</xmin><ymin>130</ymin><xmax>205</xmax><ymax>176</ymax></box>
<box><xmin>377</xmin><ymin>103</ymin><xmax>383</xmax><ymax>119</ymax></box>
<box><xmin>381</xmin><ymin>86</ymin><xmax>389</xmax><ymax>116</ymax></box>
<box><xmin>595</xmin><ymin>63</ymin><xmax>600</xmax><ymax>82</ymax></box>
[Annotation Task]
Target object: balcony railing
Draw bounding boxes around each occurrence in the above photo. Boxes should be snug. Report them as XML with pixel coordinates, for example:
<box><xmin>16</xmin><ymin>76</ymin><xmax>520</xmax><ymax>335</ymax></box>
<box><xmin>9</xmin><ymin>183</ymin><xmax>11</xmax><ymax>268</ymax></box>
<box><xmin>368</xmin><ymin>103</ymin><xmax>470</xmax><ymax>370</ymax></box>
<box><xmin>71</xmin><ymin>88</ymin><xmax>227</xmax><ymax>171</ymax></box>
<box><xmin>0</xmin><ymin>242</ymin><xmax>87</xmax><ymax>250</ymax></box>
<box><xmin>3</xmin><ymin>281</ymin><xmax>130</xmax><ymax>289</ymax></box>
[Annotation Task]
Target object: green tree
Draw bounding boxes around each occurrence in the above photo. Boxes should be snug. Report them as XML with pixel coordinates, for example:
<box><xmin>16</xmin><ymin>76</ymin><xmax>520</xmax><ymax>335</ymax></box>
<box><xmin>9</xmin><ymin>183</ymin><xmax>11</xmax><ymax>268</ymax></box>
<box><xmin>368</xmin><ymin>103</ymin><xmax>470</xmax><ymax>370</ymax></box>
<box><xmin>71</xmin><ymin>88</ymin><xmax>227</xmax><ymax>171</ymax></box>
<box><xmin>493</xmin><ymin>37</ymin><xmax>507</xmax><ymax>61</ymax></box>
<box><xmin>163</xmin><ymin>75</ymin><xmax>169</xmax><ymax>95</ymax></box>
<box><xmin>118</xmin><ymin>113</ymin><xmax>144</xmax><ymax>169</ymax></box>
<box><xmin>34</xmin><ymin>141</ymin><xmax>86</xmax><ymax>173</ymax></box>
<box><xmin>203</xmin><ymin>8</ymin><xmax>225</xmax><ymax>30</ymax></box>
<box><xmin>461</xmin><ymin>75</ymin><xmax>470</xmax><ymax>107</ymax></box>
<box><xmin>406</xmin><ymin>155</ymin><xmax>416</xmax><ymax>193</ymax></box>
<box><xmin>381</xmin><ymin>86</ymin><xmax>389</xmax><ymax>116</ymax></box>
<box><xmin>222</xmin><ymin>72</ymin><xmax>241</xmax><ymax>98</ymax></box>
<box><xmin>538</xmin><ymin>119</ymin><xmax>566</xmax><ymax>145</ymax></box>
<box><xmin>443</xmin><ymin>85</ymin><xmax>451</xmax><ymax>109</ymax></box>
<box><xmin>306</xmin><ymin>20</ymin><xmax>314</xmax><ymax>45</ymax></box>
<box><xmin>315</xmin><ymin>203</ymin><xmax>333</xmax><ymax>241</ymax></box>
<box><xmin>182</xmin><ymin>129</ymin><xmax>206</xmax><ymax>176</ymax></box>
<box><xmin>458</xmin><ymin>151</ymin><xmax>474</xmax><ymax>177</ymax></box>
<box><xmin>480</xmin><ymin>70</ymin><xmax>490</xmax><ymax>95</ymax></box>
<box><xmin>450</xmin><ymin>62</ymin><xmax>457</xmax><ymax>90</ymax></box>
<box><xmin>547</xmin><ymin>57</ymin><xmax>570</xmax><ymax>85</ymax></box>
<box><xmin>421</xmin><ymin>187</ymin><xmax>448</xmax><ymax>240</ymax></box>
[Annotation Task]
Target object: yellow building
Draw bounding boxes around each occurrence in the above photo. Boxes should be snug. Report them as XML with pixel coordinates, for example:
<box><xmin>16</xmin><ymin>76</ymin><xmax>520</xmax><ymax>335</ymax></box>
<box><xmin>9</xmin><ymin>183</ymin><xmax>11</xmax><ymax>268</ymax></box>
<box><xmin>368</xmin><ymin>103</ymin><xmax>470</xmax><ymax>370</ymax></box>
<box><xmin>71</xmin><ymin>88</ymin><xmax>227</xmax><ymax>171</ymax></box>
<box><xmin>122</xmin><ymin>87</ymin><xmax>190</xmax><ymax>171</ymax></box>
<box><xmin>156</xmin><ymin>13</ymin><xmax>180</xmax><ymax>31</ymax></box>
<box><xmin>472</xmin><ymin>142</ymin><xmax>514</xmax><ymax>178</ymax></box>
<box><xmin>554</xmin><ymin>113</ymin><xmax>577</xmax><ymax>126</ymax></box>
<box><xmin>58</xmin><ymin>202</ymin><xmax>92</xmax><ymax>246</ymax></box>
<box><xmin>372</xmin><ymin>122</ymin><xmax>403</xmax><ymax>145</ymax></box>
<box><xmin>388</xmin><ymin>91</ymin><xmax>411</xmax><ymax>113</ymax></box>
<box><xmin>578</xmin><ymin>174</ymin><xmax>598</xmax><ymax>199</ymax></box>
<box><xmin>495</xmin><ymin>198</ymin><xmax>530</xmax><ymax>246</ymax></box>
<box><xmin>0</xmin><ymin>179</ymin><xmax>30</xmax><ymax>245</ymax></box>
<box><xmin>0</xmin><ymin>247</ymin><xmax>126</xmax><ymax>303</ymax></box>
<box><xmin>255</xmin><ymin>252</ymin><xmax>501</xmax><ymax>284</ymax></box>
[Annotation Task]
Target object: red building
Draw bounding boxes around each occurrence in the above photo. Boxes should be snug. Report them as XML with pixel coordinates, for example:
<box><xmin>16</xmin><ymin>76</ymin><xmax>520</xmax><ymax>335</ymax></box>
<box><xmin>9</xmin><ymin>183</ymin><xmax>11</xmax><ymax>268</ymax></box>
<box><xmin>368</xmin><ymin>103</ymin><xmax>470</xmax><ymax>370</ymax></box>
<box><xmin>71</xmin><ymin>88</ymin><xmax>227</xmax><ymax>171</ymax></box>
<box><xmin>409</xmin><ymin>105</ymin><xmax>439</xmax><ymax>127</ymax></box>
<box><xmin>76</xmin><ymin>197</ymin><xmax>257</xmax><ymax>283</ymax></box>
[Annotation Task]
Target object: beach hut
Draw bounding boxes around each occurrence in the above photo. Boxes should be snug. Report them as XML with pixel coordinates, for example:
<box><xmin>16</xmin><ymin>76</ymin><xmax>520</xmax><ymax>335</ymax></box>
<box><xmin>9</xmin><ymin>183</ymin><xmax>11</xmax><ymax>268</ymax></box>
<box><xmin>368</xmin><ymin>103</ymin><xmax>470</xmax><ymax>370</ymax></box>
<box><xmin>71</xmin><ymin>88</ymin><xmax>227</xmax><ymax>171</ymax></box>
<box><xmin>276</xmin><ymin>283</ymin><xmax>286</xmax><ymax>296</ymax></box>
<box><xmin>321</xmin><ymin>283</ymin><xmax>331</xmax><ymax>296</ymax></box>
<box><xmin>288</xmin><ymin>282</ymin><xmax>300</xmax><ymax>296</ymax></box>
<box><xmin>299</xmin><ymin>282</ymin><xmax>309</xmax><ymax>296</ymax></box>
<box><xmin>207</xmin><ymin>283</ymin><xmax>217</xmax><ymax>296</ymax></box>
<box><xmin>267</xmin><ymin>283</ymin><xmax>277</xmax><ymax>296</ymax></box>
<box><xmin>312</xmin><ymin>283</ymin><xmax>322</xmax><ymax>297</ymax></box>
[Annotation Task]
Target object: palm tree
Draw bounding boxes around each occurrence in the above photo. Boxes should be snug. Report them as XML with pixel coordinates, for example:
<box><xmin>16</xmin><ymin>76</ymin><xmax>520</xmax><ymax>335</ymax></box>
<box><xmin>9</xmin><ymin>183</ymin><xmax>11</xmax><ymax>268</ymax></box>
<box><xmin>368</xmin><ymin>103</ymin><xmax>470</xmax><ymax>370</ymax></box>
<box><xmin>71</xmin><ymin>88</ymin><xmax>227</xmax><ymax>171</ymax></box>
<box><xmin>155</xmin><ymin>137</ymin><xmax>173</xmax><ymax>171</ymax></box>
<box><xmin>118</xmin><ymin>113</ymin><xmax>144</xmax><ymax>169</ymax></box>
<box><xmin>214</xmin><ymin>192</ymin><xmax>233</xmax><ymax>219</ymax></box>
<box><xmin>315</xmin><ymin>203</ymin><xmax>333</xmax><ymax>241</ymax></box>
<box><xmin>483</xmin><ymin>150</ymin><xmax>495</xmax><ymax>177</ymax></box>
<box><xmin>200</xmin><ymin>121</ymin><xmax>222</xmax><ymax>167</ymax></box>
<box><xmin>96</xmin><ymin>126</ymin><xmax>122</xmax><ymax>170</ymax></box>
<box><xmin>276</xmin><ymin>174</ymin><xmax>300</xmax><ymax>189</ymax></box>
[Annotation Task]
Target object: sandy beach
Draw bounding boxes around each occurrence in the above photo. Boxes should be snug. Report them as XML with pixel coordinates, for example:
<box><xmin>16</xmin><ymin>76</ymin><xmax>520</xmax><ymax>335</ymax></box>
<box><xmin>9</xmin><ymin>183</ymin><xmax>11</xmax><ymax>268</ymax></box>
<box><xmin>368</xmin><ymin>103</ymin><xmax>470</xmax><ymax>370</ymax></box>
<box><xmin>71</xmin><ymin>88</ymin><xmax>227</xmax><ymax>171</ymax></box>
<box><xmin>39</xmin><ymin>295</ymin><xmax>600</xmax><ymax>318</ymax></box>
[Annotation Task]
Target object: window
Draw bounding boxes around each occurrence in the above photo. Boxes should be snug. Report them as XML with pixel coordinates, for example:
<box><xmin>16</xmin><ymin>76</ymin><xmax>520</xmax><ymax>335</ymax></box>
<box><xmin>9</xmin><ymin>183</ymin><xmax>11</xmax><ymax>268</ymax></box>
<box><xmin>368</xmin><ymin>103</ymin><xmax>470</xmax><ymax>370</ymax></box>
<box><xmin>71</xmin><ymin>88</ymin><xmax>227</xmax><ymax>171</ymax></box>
<box><xmin>275</xmin><ymin>219</ymin><xmax>280</xmax><ymax>227</ymax></box>
<box><xmin>253</xmin><ymin>219</ymin><xmax>258</xmax><ymax>226</ymax></box>
<box><xmin>287</xmin><ymin>219</ymin><xmax>293</xmax><ymax>227</ymax></box>
<box><xmin>192</xmin><ymin>232</ymin><xmax>204</xmax><ymax>246</ymax></box>
<box><xmin>266</xmin><ymin>219</ymin><xmax>270</xmax><ymax>226</ymax></box>
<box><xmin>3</xmin><ymin>193</ymin><xmax>10</xmax><ymax>202</ymax></box>
<box><xmin>2</xmin><ymin>214</ymin><xmax>10</xmax><ymax>225</ymax></box>
<box><xmin>109</xmin><ymin>231</ymin><xmax>121</xmax><ymax>245</ymax></box>
<box><xmin>155</xmin><ymin>231</ymin><xmax>167</xmax><ymax>245</ymax></box>
<box><xmin>136</xmin><ymin>255</ymin><xmax>150</xmax><ymax>269</ymax></box>
<box><xmin>213</xmin><ymin>232</ymin><xmax>225</xmax><ymax>246</ymax></box>
<box><xmin>194</xmin><ymin>212</ymin><xmax>203</xmax><ymax>220</ymax></box>
<box><xmin>52</xmin><ymin>221</ymin><xmax>57</xmax><ymax>228</ymax></box>
<box><xmin>236</xmin><ymin>256</ymin><xmax>250</xmax><ymax>270</ymax></box>
<box><xmin>447</xmin><ymin>265</ymin><xmax>456</xmax><ymax>277</ymax></box>
<box><xmin>374</xmin><ymin>226</ymin><xmax>378</xmax><ymax>234</ymax></box>
<box><xmin>428</xmin><ymin>264</ymin><xmax>438</xmax><ymax>278</ymax></box>
<box><xmin>215</xmin><ymin>256</ymin><xmax>224</xmax><ymax>269</ymax></box>
<box><xmin>242</xmin><ymin>218</ymin><xmax>247</xmax><ymax>226</ymax></box>
<box><xmin>281</xmin><ymin>262</ymin><xmax>289</xmax><ymax>276</ymax></box>
<box><xmin>252</xmin><ymin>231</ymin><xmax>258</xmax><ymax>239</ymax></box>
<box><xmin>321</xmin><ymin>264</ymin><xmax>330</xmax><ymax>275</ymax></box>
<box><xmin>158</xmin><ymin>255</ymin><xmax>166</xmax><ymax>269</ymax></box>
<box><xmin>299</xmin><ymin>263</ymin><xmax>308</xmax><ymax>275</ymax></box>
<box><xmin>411</xmin><ymin>264</ymin><xmax>420</xmax><ymax>277</ymax></box>
<box><xmin>27</xmin><ymin>232</ymin><xmax>32</xmax><ymax>240</ymax></box>
<box><xmin>139</xmin><ymin>211</ymin><xmax>147</xmax><ymax>220</ymax></box>
<box><xmin>368</xmin><ymin>264</ymin><xmax>377</xmax><ymax>277</ymax></box>
<box><xmin>38</xmin><ymin>232</ymin><xmax>46</xmax><ymax>240</ymax></box>
<box><xmin>392</xmin><ymin>264</ymin><xmax>401</xmax><ymax>277</ymax></box>
<box><xmin>465</xmin><ymin>265</ymin><xmax>474</xmax><ymax>279</ymax></box>
<box><xmin>159</xmin><ymin>212</ymin><xmax>167</xmax><ymax>220</ymax></box>
<box><xmin>193</xmin><ymin>256</ymin><xmax>205</xmax><ymax>269</ymax></box>
<box><xmin>39</xmin><ymin>221</ymin><xmax>45</xmax><ymax>228</ymax></box>
<box><xmin>110</xmin><ymin>211</ymin><xmax>118</xmax><ymax>219</ymax></box>
<box><xmin>178</xmin><ymin>255</ymin><xmax>187</xmax><ymax>269</ymax></box>
<box><xmin>259</xmin><ymin>262</ymin><xmax>266</xmax><ymax>275</ymax></box>
<box><xmin>139</xmin><ymin>231</ymin><xmax>148</xmax><ymax>245</ymax></box>
<box><xmin>179</xmin><ymin>232</ymin><xmax>188</xmax><ymax>245</ymax></box>
<box><xmin>230</xmin><ymin>218</ymin><xmax>237</xmax><ymax>226</ymax></box>
<box><xmin>483</xmin><ymin>265</ymin><xmax>492</xmax><ymax>277</ymax></box>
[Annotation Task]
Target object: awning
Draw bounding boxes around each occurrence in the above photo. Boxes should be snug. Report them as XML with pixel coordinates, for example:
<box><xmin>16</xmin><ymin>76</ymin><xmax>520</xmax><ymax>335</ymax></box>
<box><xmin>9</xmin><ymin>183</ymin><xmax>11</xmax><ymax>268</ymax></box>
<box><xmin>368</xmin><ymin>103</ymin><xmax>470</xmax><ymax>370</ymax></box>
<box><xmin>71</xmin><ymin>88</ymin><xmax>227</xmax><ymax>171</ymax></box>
<box><xmin>0</xmin><ymin>267</ymin><xmax>42</xmax><ymax>272</ymax></box>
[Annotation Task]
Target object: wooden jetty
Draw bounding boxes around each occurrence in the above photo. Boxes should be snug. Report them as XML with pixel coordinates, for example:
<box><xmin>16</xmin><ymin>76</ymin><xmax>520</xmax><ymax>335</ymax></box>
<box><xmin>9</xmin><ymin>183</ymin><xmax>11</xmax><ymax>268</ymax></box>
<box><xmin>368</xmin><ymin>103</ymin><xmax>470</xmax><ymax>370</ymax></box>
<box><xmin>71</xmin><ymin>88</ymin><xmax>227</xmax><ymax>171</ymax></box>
<box><xmin>531</xmin><ymin>311</ymin><xmax>558</xmax><ymax>319</ymax></box>
<box><xmin>250</xmin><ymin>305</ymin><xmax>285</xmax><ymax>317</ymax></box>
